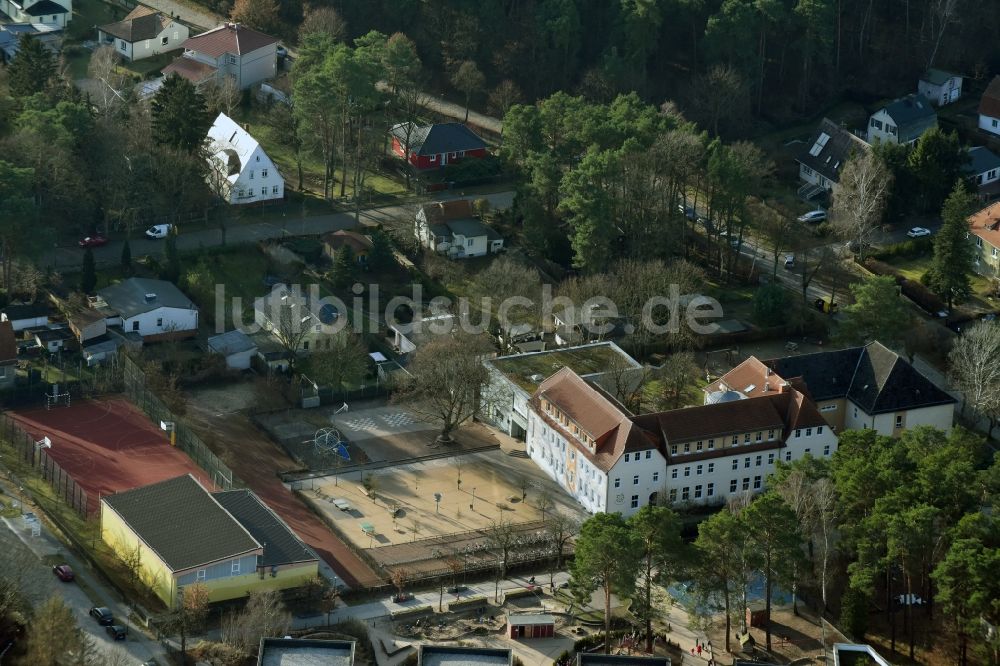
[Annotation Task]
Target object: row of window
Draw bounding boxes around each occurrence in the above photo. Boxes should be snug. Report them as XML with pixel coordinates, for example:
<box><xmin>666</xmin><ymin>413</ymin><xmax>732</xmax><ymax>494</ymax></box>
<box><xmin>613</xmin><ymin>471</ymin><xmax>661</xmax><ymax>488</ymax></box>
<box><xmin>669</xmin><ymin>429</ymin><xmax>778</xmax><ymax>456</ymax></box>
<box><xmin>793</xmin><ymin>426</ymin><xmax>823</xmax><ymax>437</ymax></box>
<box><xmin>622</xmin><ymin>450</ymin><xmax>654</xmax><ymax>462</ymax></box>
<box><xmin>728</xmin><ymin>476</ymin><xmax>763</xmax><ymax>493</ymax></box>
<box><xmin>671</xmin><ymin>462</ymin><xmax>716</xmax><ymax>479</ymax></box>
<box><xmin>667</xmin><ymin>483</ymin><xmax>716</xmax><ymax>503</ymax></box>
<box><xmin>237</xmin><ymin>185</ymin><xmax>280</xmax><ymax>198</ymax></box>
<box><xmin>248</xmin><ymin>169</ymin><xmax>270</xmax><ymax>179</ymax></box>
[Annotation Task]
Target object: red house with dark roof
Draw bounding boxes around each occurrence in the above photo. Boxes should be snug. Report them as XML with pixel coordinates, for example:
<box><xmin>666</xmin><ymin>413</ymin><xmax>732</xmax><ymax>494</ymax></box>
<box><xmin>390</xmin><ymin>122</ymin><xmax>488</xmax><ymax>169</ymax></box>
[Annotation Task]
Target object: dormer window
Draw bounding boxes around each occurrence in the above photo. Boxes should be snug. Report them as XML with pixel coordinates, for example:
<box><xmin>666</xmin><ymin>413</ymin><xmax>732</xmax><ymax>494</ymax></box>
<box><xmin>683</xmin><ymin>443</ymin><xmax>690</xmax><ymax>453</ymax></box>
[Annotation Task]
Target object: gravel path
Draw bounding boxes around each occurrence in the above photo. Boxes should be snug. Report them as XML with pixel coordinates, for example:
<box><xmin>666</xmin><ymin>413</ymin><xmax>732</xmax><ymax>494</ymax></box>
<box><xmin>139</xmin><ymin>0</ymin><xmax>220</xmax><ymax>30</ymax></box>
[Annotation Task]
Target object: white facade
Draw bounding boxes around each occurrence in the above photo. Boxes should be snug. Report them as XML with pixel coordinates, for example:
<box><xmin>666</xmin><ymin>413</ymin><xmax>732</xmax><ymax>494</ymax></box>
<box><xmin>102</xmin><ymin>21</ymin><xmax>188</xmax><ymax>61</ymax></box>
<box><xmin>0</xmin><ymin>0</ymin><xmax>71</xmax><ymax>27</ymax></box>
<box><xmin>118</xmin><ymin>306</ymin><xmax>198</xmax><ymax>338</ymax></box>
<box><xmin>527</xmin><ymin>410</ymin><xmax>612</xmax><ymax>515</ymax></box>
<box><xmin>1</xmin><ymin>313</ymin><xmax>48</xmax><ymax>332</ymax></box>
<box><xmin>182</xmin><ymin>26</ymin><xmax>277</xmax><ymax>89</ymax></box>
<box><xmin>918</xmin><ymin>74</ymin><xmax>962</xmax><ymax>106</ymax></box>
<box><xmin>980</xmin><ymin>113</ymin><xmax>1000</xmax><ymax>137</ymax></box>
<box><xmin>843</xmin><ymin>401</ymin><xmax>954</xmax><ymax>436</ymax></box>
<box><xmin>867</xmin><ymin>108</ymin><xmax>901</xmax><ymax>145</ymax></box>
<box><xmin>206</xmin><ymin>113</ymin><xmax>284</xmax><ymax>204</ymax></box>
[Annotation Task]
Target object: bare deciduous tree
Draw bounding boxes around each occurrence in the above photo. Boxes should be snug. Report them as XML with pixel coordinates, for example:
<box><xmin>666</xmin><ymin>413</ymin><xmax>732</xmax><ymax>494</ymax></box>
<box><xmin>88</xmin><ymin>45</ymin><xmax>128</xmax><ymax>118</ymax></box>
<box><xmin>690</xmin><ymin>64</ymin><xmax>749</xmax><ymax>136</ymax></box>
<box><xmin>299</xmin><ymin>5</ymin><xmax>347</xmax><ymax>42</ymax></box>
<box><xmin>221</xmin><ymin>589</ymin><xmax>293</xmax><ymax>657</ymax></box>
<box><xmin>830</xmin><ymin>151</ymin><xmax>892</xmax><ymax>262</ymax></box>
<box><xmin>485</xmin><ymin>518</ymin><xmax>516</xmax><ymax>600</ymax></box>
<box><xmin>203</xmin><ymin>76</ymin><xmax>241</xmax><ymax>117</ymax></box>
<box><xmin>949</xmin><ymin>321</ymin><xmax>1000</xmax><ymax>433</ymax></box>
<box><xmin>394</xmin><ymin>333</ymin><xmax>493</xmax><ymax>444</ymax></box>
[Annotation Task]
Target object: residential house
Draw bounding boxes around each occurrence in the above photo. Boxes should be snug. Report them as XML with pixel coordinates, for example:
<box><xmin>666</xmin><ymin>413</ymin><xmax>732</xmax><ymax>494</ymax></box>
<box><xmin>257</xmin><ymin>638</ymin><xmax>355</xmax><ymax>665</ymax></box>
<box><xmin>715</xmin><ymin>341</ymin><xmax>956</xmax><ymax>436</ymax></box>
<box><xmin>0</xmin><ymin>22</ymin><xmax>61</xmax><ymax>62</ymax></box>
<box><xmin>978</xmin><ymin>75</ymin><xmax>1000</xmax><ymax>137</ymax></box>
<box><xmin>207</xmin><ymin>329</ymin><xmax>257</xmax><ymax>370</ymax></box>
<box><xmin>0</xmin><ymin>0</ymin><xmax>71</xmax><ymax>27</ymax></box>
<box><xmin>525</xmin><ymin>367</ymin><xmax>837</xmax><ymax>516</ymax></box>
<box><xmin>253</xmin><ymin>286</ymin><xmax>339</xmax><ymax>355</ymax></box>
<box><xmin>867</xmin><ymin>94</ymin><xmax>937</xmax><ymax>145</ymax></box>
<box><xmin>483</xmin><ymin>342</ymin><xmax>642</xmax><ymax>440</ymax></box>
<box><xmin>162</xmin><ymin>22</ymin><xmax>278</xmax><ymax>89</ymax></box>
<box><xmin>414</xmin><ymin>199</ymin><xmax>504</xmax><ymax>258</ymax></box>
<box><xmin>1</xmin><ymin>303</ymin><xmax>49</xmax><ymax>333</ymax></box>
<box><xmin>918</xmin><ymin>68</ymin><xmax>963</xmax><ymax>106</ymax></box>
<box><xmin>968</xmin><ymin>201</ymin><xmax>1000</xmax><ymax>276</ymax></box>
<box><xmin>97</xmin><ymin>6</ymin><xmax>188</xmax><ymax>61</ymax></box>
<box><xmin>100</xmin><ymin>475</ymin><xmax>318</xmax><ymax>606</ymax></box>
<box><xmin>417</xmin><ymin>645</ymin><xmax>512</xmax><ymax>666</ymax></box>
<box><xmin>31</xmin><ymin>326</ymin><xmax>73</xmax><ymax>353</ymax></box>
<box><xmin>0</xmin><ymin>321</ymin><xmax>16</xmax><ymax>391</ymax></box>
<box><xmin>67</xmin><ymin>308</ymin><xmax>107</xmax><ymax>344</ymax></box>
<box><xmin>389</xmin><ymin>313</ymin><xmax>455</xmax><ymax>355</ymax></box>
<box><xmin>390</xmin><ymin>122</ymin><xmax>488</xmax><ymax>170</ymax></box>
<box><xmin>322</xmin><ymin>230</ymin><xmax>373</xmax><ymax>264</ymax></box>
<box><xmin>93</xmin><ymin>278</ymin><xmax>198</xmax><ymax>341</ymax></box>
<box><xmin>797</xmin><ymin>118</ymin><xmax>871</xmax><ymax>199</ymax></box>
<box><xmin>205</xmin><ymin>112</ymin><xmax>284</xmax><ymax>204</ymax></box>
<box><xmin>965</xmin><ymin>146</ymin><xmax>1000</xmax><ymax>201</ymax></box>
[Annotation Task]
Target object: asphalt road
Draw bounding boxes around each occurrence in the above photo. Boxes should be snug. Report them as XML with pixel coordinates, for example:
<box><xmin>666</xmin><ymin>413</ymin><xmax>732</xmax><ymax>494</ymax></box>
<box><xmin>48</xmin><ymin>191</ymin><xmax>515</xmax><ymax>271</ymax></box>
<box><xmin>0</xmin><ymin>500</ymin><xmax>166</xmax><ymax>664</ymax></box>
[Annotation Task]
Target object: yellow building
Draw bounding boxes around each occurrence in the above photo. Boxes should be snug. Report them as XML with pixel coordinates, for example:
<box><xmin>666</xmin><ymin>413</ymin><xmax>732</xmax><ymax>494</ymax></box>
<box><xmin>101</xmin><ymin>474</ymin><xmax>319</xmax><ymax>607</ymax></box>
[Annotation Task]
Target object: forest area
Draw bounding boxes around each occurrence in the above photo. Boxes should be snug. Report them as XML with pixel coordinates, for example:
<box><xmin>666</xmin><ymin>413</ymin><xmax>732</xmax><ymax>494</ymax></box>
<box><xmin>218</xmin><ymin>0</ymin><xmax>1000</xmax><ymax>135</ymax></box>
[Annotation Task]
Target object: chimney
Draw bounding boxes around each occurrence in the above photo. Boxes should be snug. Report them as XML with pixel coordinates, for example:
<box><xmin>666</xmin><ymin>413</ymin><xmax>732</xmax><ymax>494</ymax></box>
<box><xmin>144</xmin><ymin>293</ymin><xmax>157</xmax><ymax>304</ymax></box>
<box><xmin>765</xmin><ymin>367</ymin><xmax>772</xmax><ymax>377</ymax></box>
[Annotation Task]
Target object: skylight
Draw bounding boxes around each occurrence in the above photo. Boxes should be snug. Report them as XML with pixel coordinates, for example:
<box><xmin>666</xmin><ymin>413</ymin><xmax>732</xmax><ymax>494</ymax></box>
<box><xmin>808</xmin><ymin>132</ymin><xmax>830</xmax><ymax>157</ymax></box>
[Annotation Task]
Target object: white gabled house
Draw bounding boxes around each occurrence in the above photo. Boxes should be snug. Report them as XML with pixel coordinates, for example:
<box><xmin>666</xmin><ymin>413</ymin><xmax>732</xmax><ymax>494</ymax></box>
<box><xmin>97</xmin><ymin>6</ymin><xmax>189</xmax><ymax>62</ymax></box>
<box><xmin>93</xmin><ymin>278</ymin><xmax>198</xmax><ymax>341</ymax></box>
<box><xmin>917</xmin><ymin>68</ymin><xmax>962</xmax><ymax>107</ymax></box>
<box><xmin>414</xmin><ymin>199</ymin><xmax>504</xmax><ymax>259</ymax></box>
<box><xmin>867</xmin><ymin>94</ymin><xmax>937</xmax><ymax>145</ymax></box>
<box><xmin>0</xmin><ymin>0</ymin><xmax>71</xmax><ymax>27</ymax></box>
<box><xmin>205</xmin><ymin>113</ymin><xmax>284</xmax><ymax>204</ymax></box>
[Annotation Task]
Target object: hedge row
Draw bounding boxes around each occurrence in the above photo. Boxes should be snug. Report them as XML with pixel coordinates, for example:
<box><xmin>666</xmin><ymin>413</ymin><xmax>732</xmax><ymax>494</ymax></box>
<box><xmin>869</xmin><ymin>237</ymin><xmax>934</xmax><ymax>260</ymax></box>
<box><xmin>862</xmin><ymin>258</ymin><xmax>945</xmax><ymax>314</ymax></box>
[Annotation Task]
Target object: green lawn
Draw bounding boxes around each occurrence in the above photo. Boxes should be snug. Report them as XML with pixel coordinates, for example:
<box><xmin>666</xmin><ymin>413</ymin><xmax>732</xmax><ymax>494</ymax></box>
<box><xmin>492</xmin><ymin>343</ymin><xmax>638</xmax><ymax>392</ymax></box>
<box><xmin>882</xmin><ymin>254</ymin><xmax>995</xmax><ymax>308</ymax></box>
<box><xmin>181</xmin><ymin>246</ymin><xmax>274</xmax><ymax>327</ymax></box>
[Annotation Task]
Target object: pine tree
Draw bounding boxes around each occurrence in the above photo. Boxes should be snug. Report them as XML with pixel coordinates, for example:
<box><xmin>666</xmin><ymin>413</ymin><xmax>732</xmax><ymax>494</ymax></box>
<box><xmin>151</xmin><ymin>74</ymin><xmax>211</xmax><ymax>152</ymax></box>
<box><xmin>925</xmin><ymin>180</ymin><xmax>977</xmax><ymax>310</ymax></box>
<box><xmin>366</xmin><ymin>229</ymin><xmax>394</xmax><ymax>271</ymax></box>
<box><xmin>121</xmin><ymin>239</ymin><xmax>132</xmax><ymax>276</ymax></box>
<box><xmin>80</xmin><ymin>248</ymin><xmax>96</xmax><ymax>294</ymax></box>
<box><xmin>6</xmin><ymin>36</ymin><xmax>56</xmax><ymax>97</ymax></box>
<box><xmin>161</xmin><ymin>233</ymin><xmax>181</xmax><ymax>282</ymax></box>
<box><xmin>331</xmin><ymin>245</ymin><xmax>355</xmax><ymax>288</ymax></box>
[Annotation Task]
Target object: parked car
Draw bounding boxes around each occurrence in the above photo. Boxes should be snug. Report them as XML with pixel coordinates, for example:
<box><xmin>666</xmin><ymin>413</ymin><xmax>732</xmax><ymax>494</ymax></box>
<box><xmin>813</xmin><ymin>298</ymin><xmax>838</xmax><ymax>314</ymax></box>
<box><xmin>144</xmin><ymin>224</ymin><xmax>174</xmax><ymax>239</ymax></box>
<box><xmin>276</xmin><ymin>45</ymin><xmax>288</xmax><ymax>60</ymax></box>
<box><xmin>78</xmin><ymin>235</ymin><xmax>108</xmax><ymax>248</ymax></box>
<box><xmin>391</xmin><ymin>592</ymin><xmax>414</xmax><ymax>603</ymax></box>
<box><xmin>784</xmin><ymin>255</ymin><xmax>795</xmax><ymax>269</ymax></box>
<box><xmin>89</xmin><ymin>607</ymin><xmax>114</xmax><ymax>626</ymax></box>
<box><xmin>797</xmin><ymin>210</ymin><xmax>827</xmax><ymax>223</ymax></box>
<box><xmin>906</xmin><ymin>227</ymin><xmax>932</xmax><ymax>238</ymax></box>
<box><xmin>52</xmin><ymin>564</ymin><xmax>74</xmax><ymax>582</ymax></box>
<box><xmin>105</xmin><ymin>624</ymin><xmax>127</xmax><ymax>641</ymax></box>
<box><xmin>677</xmin><ymin>203</ymin><xmax>697</xmax><ymax>220</ymax></box>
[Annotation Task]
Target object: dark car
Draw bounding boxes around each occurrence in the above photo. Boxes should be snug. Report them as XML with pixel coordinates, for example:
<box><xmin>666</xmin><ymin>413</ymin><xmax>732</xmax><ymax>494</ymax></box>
<box><xmin>78</xmin><ymin>235</ymin><xmax>109</xmax><ymax>248</ymax></box>
<box><xmin>105</xmin><ymin>624</ymin><xmax>127</xmax><ymax>641</ymax></box>
<box><xmin>52</xmin><ymin>564</ymin><xmax>74</xmax><ymax>582</ymax></box>
<box><xmin>89</xmin><ymin>607</ymin><xmax>114</xmax><ymax>626</ymax></box>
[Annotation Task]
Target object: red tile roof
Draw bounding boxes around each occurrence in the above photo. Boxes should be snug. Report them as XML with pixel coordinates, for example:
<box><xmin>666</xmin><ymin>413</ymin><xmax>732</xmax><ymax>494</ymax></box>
<box><xmin>162</xmin><ymin>57</ymin><xmax>217</xmax><ymax>84</ymax></box>
<box><xmin>979</xmin><ymin>75</ymin><xmax>1000</xmax><ymax>119</ymax></box>
<box><xmin>968</xmin><ymin>201</ymin><xmax>1000</xmax><ymax>249</ymax></box>
<box><xmin>181</xmin><ymin>22</ymin><xmax>278</xmax><ymax>58</ymax></box>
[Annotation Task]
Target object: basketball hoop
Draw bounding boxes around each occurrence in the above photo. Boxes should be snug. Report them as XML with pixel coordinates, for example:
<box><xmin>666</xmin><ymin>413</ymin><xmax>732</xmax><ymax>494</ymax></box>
<box><xmin>34</xmin><ymin>436</ymin><xmax>51</xmax><ymax>452</ymax></box>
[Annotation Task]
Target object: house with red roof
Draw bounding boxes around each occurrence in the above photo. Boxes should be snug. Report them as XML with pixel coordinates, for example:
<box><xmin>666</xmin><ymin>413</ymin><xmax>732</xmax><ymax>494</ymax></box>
<box><xmin>390</xmin><ymin>122</ymin><xmax>488</xmax><ymax>170</ymax></box>
<box><xmin>526</xmin><ymin>365</ymin><xmax>837</xmax><ymax>514</ymax></box>
<box><xmin>161</xmin><ymin>22</ymin><xmax>278</xmax><ymax>89</ymax></box>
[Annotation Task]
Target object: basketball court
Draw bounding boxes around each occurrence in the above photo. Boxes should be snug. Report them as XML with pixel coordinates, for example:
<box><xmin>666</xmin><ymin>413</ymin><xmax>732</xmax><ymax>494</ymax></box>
<box><xmin>10</xmin><ymin>397</ymin><xmax>214</xmax><ymax>514</ymax></box>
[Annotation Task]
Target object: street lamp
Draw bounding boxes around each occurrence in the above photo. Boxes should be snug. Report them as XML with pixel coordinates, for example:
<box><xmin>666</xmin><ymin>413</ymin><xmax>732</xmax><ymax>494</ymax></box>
<box><xmin>434</xmin><ymin>493</ymin><xmax>442</xmax><ymax>515</ymax></box>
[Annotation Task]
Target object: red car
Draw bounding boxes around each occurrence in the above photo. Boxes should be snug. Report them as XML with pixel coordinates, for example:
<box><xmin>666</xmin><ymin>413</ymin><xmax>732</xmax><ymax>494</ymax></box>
<box><xmin>78</xmin><ymin>235</ymin><xmax>108</xmax><ymax>248</ymax></box>
<box><xmin>52</xmin><ymin>564</ymin><xmax>74</xmax><ymax>582</ymax></box>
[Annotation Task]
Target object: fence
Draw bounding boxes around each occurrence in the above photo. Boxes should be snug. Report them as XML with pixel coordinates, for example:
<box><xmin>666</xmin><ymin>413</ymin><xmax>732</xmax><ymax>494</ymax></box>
<box><xmin>0</xmin><ymin>413</ymin><xmax>90</xmax><ymax>517</ymax></box>
<box><xmin>122</xmin><ymin>355</ymin><xmax>244</xmax><ymax>491</ymax></box>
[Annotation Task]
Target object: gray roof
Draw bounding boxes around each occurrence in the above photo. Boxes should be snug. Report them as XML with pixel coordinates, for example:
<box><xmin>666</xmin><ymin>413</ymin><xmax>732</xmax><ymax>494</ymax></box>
<box><xmin>767</xmin><ymin>341</ymin><xmax>955</xmax><ymax>414</ymax></box>
<box><xmin>213</xmin><ymin>490</ymin><xmax>316</xmax><ymax>567</ymax></box>
<box><xmin>390</xmin><ymin>122</ymin><xmax>486</xmax><ymax>156</ymax></box>
<box><xmin>507</xmin><ymin>613</ymin><xmax>554</xmax><ymax>626</ymax></box>
<box><xmin>208</xmin><ymin>329</ymin><xmax>257</xmax><ymax>356</ymax></box>
<box><xmin>443</xmin><ymin>217</ymin><xmax>493</xmax><ymax>239</ymax></box>
<box><xmin>24</xmin><ymin>0</ymin><xmax>68</xmax><ymax>15</ymax></box>
<box><xmin>258</xmin><ymin>638</ymin><xmax>355</xmax><ymax>666</ymax></box>
<box><xmin>100</xmin><ymin>8</ymin><xmax>171</xmax><ymax>43</ymax></box>
<box><xmin>921</xmin><ymin>68</ymin><xmax>959</xmax><ymax>86</ymax></box>
<box><xmin>880</xmin><ymin>94</ymin><xmax>937</xmax><ymax>143</ymax></box>
<box><xmin>2</xmin><ymin>303</ymin><xmax>49</xmax><ymax>320</ymax></box>
<box><xmin>798</xmin><ymin>118</ymin><xmax>870</xmax><ymax>184</ymax></box>
<box><xmin>102</xmin><ymin>475</ymin><xmax>261</xmax><ymax>572</ymax></box>
<box><xmin>97</xmin><ymin>278</ymin><xmax>196</xmax><ymax>319</ymax></box>
<box><xmin>418</xmin><ymin>646</ymin><xmax>512</xmax><ymax>666</ymax></box>
<box><xmin>966</xmin><ymin>146</ymin><xmax>1000</xmax><ymax>176</ymax></box>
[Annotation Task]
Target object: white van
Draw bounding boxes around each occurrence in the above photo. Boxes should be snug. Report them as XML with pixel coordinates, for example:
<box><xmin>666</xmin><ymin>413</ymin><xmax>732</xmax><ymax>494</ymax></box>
<box><xmin>144</xmin><ymin>224</ymin><xmax>174</xmax><ymax>239</ymax></box>
<box><xmin>784</xmin><ymin>255</ymin><xmax>795</xmax><ymax>269</ymax></box>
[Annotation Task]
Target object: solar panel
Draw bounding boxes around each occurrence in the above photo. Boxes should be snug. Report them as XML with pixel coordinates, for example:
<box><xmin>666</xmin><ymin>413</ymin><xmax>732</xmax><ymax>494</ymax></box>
<box><xmin>808</xmin><ymin>132</ymin><xmax>831</xmax><ymax>157</ymax></box>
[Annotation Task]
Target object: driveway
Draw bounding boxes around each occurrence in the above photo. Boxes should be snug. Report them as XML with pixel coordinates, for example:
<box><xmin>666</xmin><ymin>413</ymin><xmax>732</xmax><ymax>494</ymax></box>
<box><xmin>0</xmin><ymin>505</ymin><xmax>166</xmax><ymax>664</ymax></box>
<box><xmin>47</xmin><ymin>191</ymin><xmax>514</xmax><ymax>271</ymax></box>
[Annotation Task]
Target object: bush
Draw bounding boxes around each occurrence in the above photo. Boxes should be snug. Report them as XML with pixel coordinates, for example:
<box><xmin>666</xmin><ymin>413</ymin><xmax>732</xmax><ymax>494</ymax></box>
<box><xmin>869</xmin><ymin>237</ymin><xmax>933</xmax><ymax>260</ymax></box>
<box><xmin>61</xmin><ymin>44</ymin><xmax>89</xmax><ymax>57</ymax></box>
<box><xmin>753</xmin><ymin>284</ymin><xmax>789</xmax><ymax>327</ymax></box>
<box><xmin>840</xmin><ymin>587</ymin><xmax>869</xmax><ymax>640</ymax></box>
<box><xmin>900</xmin><ymin>278</ymin><xmax>945</xmax><ymax>314</ymax></box>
